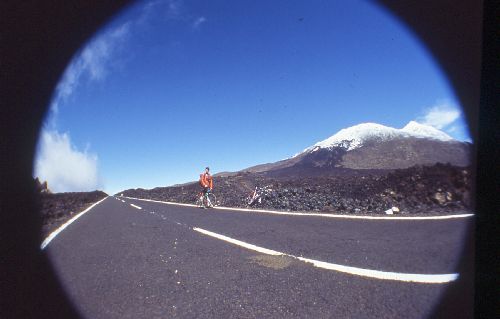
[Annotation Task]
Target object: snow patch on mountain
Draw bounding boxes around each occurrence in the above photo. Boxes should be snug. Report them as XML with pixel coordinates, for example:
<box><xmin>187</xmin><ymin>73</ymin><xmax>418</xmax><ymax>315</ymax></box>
<box><xmin>295</xmin><ymin>121</ymin><xmax>454</xmax><ymax>156</ymax></box>
<box><xmin>401</xmin><ymin>121</ymin><xmax>454</xmax><ymax>141</ymax></box>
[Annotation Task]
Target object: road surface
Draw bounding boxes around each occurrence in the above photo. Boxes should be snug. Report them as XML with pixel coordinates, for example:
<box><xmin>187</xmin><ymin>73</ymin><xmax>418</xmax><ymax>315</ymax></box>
<box><xmin>44</xmin><ymin>196</ymin><xmax>473</xmax><ymax>318</ymax></box>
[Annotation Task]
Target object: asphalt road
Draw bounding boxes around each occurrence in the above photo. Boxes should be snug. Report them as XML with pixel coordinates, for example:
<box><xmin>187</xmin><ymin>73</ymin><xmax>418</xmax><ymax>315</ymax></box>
<box><xmin>45</xmin><ymin>196</ymin><xmax>473</xmax><ymax>318</ymax></box>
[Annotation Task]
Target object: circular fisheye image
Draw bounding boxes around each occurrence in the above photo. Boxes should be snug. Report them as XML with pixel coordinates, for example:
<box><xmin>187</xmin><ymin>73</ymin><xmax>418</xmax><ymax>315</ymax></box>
<box><xmin>34</xmin><ymin>1</ymin><xmax>473</xmax><ymax>318</ymax></box>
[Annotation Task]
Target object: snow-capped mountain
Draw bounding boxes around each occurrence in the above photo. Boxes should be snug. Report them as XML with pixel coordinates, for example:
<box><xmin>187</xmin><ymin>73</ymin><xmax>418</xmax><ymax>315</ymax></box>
<box><xmin>401</xmin><ymin>121</ymin><xmax>454</xmax><ymax>140</ymax></box>
<box><xmin>298</xmin><ymin>121</ymin><xmax>454</xmax><ymax>155</ymax></box>
<box><xmin>216</xmin><ymin>121</ymin><xmax>470</xmax><ymax>177</ymax></box>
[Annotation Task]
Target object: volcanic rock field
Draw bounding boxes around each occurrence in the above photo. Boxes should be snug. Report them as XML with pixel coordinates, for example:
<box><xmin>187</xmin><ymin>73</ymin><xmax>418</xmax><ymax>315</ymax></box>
<box><xmin>38</xmin><ymin>190</ymin><xmax>108</xmax><ymax>237</ymax></box>
<box><xmin>120</xmin><ymin>163</ymin><xmax>472</xmax><ymax>215</ymax></box>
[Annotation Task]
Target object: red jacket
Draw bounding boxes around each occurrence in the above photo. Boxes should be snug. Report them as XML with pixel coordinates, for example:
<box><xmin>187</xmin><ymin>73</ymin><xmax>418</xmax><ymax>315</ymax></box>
<box><xmin>200</xmin><ymin>172</ymin><xmax>213</xmax><ymax>189</ymax></box>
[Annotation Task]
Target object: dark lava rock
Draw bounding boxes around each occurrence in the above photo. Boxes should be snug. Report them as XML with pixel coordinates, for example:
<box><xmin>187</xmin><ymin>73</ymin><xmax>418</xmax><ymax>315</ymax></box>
<box><xmin>37</xmin><ymin>188</ymin><xmax>108</xmax><ymax>237</ymax></box>
<box><xmin>34</xmin><ymin>177</ymin><xmax>51</xmax><ymax>194</ymax></box>
<box><xmin>120</xmin><ymin>163</ymin><xmax>472</xmax><ymax>215</ymax></box>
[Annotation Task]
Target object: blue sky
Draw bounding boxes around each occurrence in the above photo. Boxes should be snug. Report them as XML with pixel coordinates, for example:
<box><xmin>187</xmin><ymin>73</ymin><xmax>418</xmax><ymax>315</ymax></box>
<box><xmin>34</xmin><ymin>0</ymin><xmax>471</xmax><ymax>195</ymax></box>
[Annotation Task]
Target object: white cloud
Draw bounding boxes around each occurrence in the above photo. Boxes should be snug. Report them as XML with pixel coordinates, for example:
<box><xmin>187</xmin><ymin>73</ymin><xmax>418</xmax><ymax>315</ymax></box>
<box><xmin>192</xmin><ymin>16</ymin><xmax>207</xmax><ymax>29</ymax></box>
<box><xmin>47</xmin><ymin>0</ymin><xmax>201</xmax><ymax>118</ymax></box>
<box><xmin>141</xmin><ymin>0</ymin><xmax>205</xmax><ymax>28</ymax></box>
<box><xmin>416</xmin><ymin>101</ymin><xmax>461</xmax><ymax>130</ymax></box>
<box><xmin>36</xmin><ymin>11</ymin><xmax>139</xmax><ymax>193</ymax></box>
<box><xmin>34</xmin><ymin>130</ymin><xmax>101</xmax><ymax>193</ymax></box>
<box><xmin>414</xmin><ymin>100</ymin><xmax>472</xmax><ymax>142</ymax></box>
<box><xmin>38</xmin><ymin>22</ymin><xmax>129</xmax><ymax>193</ymax></box>
<box><xmin>167</xmin><ymin>0</ymin><xmax>183</xmax><ymax>19</ymax></box>
<box><xmin>137</xmin><ymin>0</ymin><xmax>162</xmax><ymax>25</ymax></box>
<box><xmin>446</xmin><ymin>125</ymin><xmax>458</xmax><ymax>133</ymax></box>
<box><xmin>49</xmin><ymin>22</ymin><xmax>131</xmax><ymax>116</ymax></box>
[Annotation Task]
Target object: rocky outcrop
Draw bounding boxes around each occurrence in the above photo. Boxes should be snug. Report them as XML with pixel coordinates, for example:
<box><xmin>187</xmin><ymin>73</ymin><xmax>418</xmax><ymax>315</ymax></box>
<box><xmin>34</xmin><ymin>177</ymin><xmax>51</xmax><ymax>193</ymax></box>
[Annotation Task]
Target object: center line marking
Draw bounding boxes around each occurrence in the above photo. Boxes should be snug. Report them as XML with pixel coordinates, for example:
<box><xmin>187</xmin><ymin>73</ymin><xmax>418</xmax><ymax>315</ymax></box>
<box><xmin>130</xmin><ymin>204</ymin><xmax>142</xmax><ymax>210</ymax></box>
<box><xmin>192</xmin><ymin>227</ymin><xmax>459</xmax><ymax>284</ymax></box>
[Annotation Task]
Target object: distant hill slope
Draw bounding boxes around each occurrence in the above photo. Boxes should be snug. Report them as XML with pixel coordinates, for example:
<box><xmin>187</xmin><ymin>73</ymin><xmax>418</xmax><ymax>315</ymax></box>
<box><xmin>217</xmin><ymin>121</ymin><xmax>471</xmax><ymax>177</ymax></box>
<box><xmin>339</xmin><ymin>137</ymin><xmax>469</xmax><ymax>169</ymax></box>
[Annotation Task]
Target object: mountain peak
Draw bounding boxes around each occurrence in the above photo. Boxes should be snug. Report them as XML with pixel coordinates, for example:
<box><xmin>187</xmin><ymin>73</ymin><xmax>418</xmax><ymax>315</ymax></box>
<box><xmin>312</xmin><ymin>122</ymin><xmax>399</xmax><ymax>150</ymax></box>
<box><xmin>298</xmin><ymin>121</ymin><xmax>455</xmax><ymax>155</ymax></box>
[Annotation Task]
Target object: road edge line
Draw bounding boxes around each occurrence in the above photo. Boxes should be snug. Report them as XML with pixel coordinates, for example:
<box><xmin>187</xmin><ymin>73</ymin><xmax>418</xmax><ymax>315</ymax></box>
<box><xmin>40</xmin><ymin>196</ymin><xmax>109</xmax><ymax>250</ymax></box>
<box><xmin>121</xmin><ymin>196</ymin><xmax>474</xmax><ymax>220</ymax></box>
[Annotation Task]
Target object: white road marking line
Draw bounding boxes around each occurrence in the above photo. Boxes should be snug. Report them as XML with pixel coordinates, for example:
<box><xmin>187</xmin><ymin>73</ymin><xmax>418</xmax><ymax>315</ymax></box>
<box><xmin>41</xmin><ymin>196</ymin><xmax>108</xmax><ymax>250</ymax></box>
<box><xmin>193</xmin><ymin>227</ymin><xmax>282</xmax><ymax>256</ymax></box>
<box><xmin>123</xmin><ymin>196</ymin><xmax>197</xmax><ymax>208</ymax></box>
<box><xmin>193</xmin><ymin>227</ymin><xmax>459</xmax><ymax>284</ymax></box>
<box><xmin>123</xmin><ymin>196</ymin><xmax>473</xmax><ymax>220</ymax></box>
<box><xmin>296</xmin><ymin>257</ymin><xmax>458</xmax><ymax>284</ymax></box>
<box><xmin>130</xmin><ymin>204</ymin><xmax>142</xmax><ymax>210</ymax></box>
<box><xmin>214</xmin><ymin>206</ymin><xmax>473</xmax><ymax>220</ymax></box>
